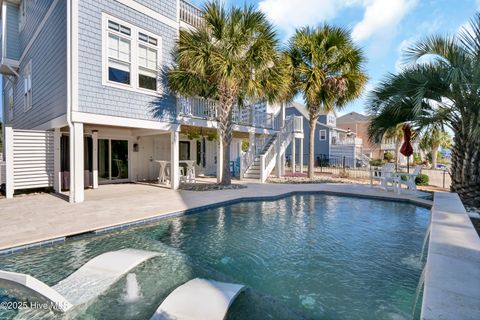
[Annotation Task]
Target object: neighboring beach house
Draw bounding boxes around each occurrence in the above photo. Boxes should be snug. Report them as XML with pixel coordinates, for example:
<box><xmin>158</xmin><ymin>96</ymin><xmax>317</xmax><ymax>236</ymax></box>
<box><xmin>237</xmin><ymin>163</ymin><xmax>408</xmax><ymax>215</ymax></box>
<box><xmin>285</xmin><ymin>102</ymin><xmax>365</xmax><ymax>168</ymax></box>
<box><xmin>1</xmin><ymin>0</ymin><xmax>303</xmax><ymax>202</ymax></box>
<box><xmin>336</xmin><ymin>111</ymin><xmax>399</xmax><ymax>160</ymax></box>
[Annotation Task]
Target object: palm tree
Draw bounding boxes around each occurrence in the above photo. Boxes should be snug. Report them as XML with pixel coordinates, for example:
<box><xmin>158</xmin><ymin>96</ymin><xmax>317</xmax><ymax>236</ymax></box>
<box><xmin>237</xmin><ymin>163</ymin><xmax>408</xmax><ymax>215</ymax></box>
<box><xmin>285</xmin><ymin>26</ymin><xmax>367</xmax><ymax>178</ymax></box>
<box><xmin>168</xmin><ymin>2</ymin><xmax>289</xmax><ymax>185</ymax></box>
<box><xmin>420</xmin><ymin>129</ymin><xmax>452</xmax><ymax>169</ymax></box>
<box><xmin>368</xmin><ymin>13</ymin><xmax>480</xmax><ymax>206</ymax></box>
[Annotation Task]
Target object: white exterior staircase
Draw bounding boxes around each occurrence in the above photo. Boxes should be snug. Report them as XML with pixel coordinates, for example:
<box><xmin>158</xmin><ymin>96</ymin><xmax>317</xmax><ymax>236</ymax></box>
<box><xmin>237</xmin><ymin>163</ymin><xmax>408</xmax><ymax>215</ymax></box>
<box><xmin>242</xmin><ymin>116</ymin><xmax>302</xmax><ymax>182</ymax></box>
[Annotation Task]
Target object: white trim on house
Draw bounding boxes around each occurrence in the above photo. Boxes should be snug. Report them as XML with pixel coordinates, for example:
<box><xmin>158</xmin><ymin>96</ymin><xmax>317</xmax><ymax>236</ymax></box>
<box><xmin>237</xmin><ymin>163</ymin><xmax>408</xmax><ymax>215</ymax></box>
<box><xmin>1</xmin><ymin>2</ymin><xmax>7</xmax><ymax>60</ymax></box>
<box><xmin>23</xmin><ymin>60</ymin><xmax>32</xmax><ymax>112</ymax></box>
<box><xmin>71</xmin><ymin>111</ymin><xmax>180</xmax><ymax>132</ymax></box>
<box><xmin>101</xmin><ymin>12</ymin><xmax>163</xmax><ymax>97</ymax></box>
<box><xmin>33</xmin><ymin>114</ymin><xmax>68</xmax><ymax>130</ymax></box>
<box><xmin>319</xmin><ymin>129</ymin><xmax>327</xmax><ymax>141</ymax></box>
<box><xmin>114</xmin><ymin>0</ymin><xmax>179</xmax><ymax>29</ymax></box>
<box><xmin>18</xmin><ymin>0</ymin><xmax>61</xmax><ymax>64</ymax></box>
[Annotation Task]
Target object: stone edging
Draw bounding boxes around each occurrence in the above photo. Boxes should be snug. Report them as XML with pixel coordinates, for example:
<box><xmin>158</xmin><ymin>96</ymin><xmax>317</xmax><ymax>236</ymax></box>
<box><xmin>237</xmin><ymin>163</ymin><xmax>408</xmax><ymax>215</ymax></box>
<box><xmin>421</xmin><ymin>192</ymin><xmax>480</xmax><ymax>319</ymax></box>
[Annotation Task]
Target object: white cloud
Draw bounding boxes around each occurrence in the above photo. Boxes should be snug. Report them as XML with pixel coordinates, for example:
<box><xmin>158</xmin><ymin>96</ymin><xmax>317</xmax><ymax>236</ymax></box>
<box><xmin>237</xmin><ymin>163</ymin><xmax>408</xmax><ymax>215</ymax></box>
<box><xmin>258</xmin><ymin>0</ymin><xmax>362</xmax><ymax>35</ymax></box>
<box><xmin>352</xmin><ymin>0</ymin><xmax>418</xmax><ymax>42</ymax></box>
<box><xmin>258</xmin><ymin>0</ymin><xmax>417</xmax><ymax>44</ymax></box>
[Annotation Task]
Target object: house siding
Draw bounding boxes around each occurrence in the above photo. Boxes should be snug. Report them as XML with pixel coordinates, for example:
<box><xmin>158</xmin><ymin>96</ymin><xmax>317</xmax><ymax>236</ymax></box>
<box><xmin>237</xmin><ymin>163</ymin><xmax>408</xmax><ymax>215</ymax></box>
<box><xmin>20</xmin><ymin>0</ymin><xmax>56</xmax><ymax>52</ymax></box>
<box><xmin>5</xmin><ymin>3</ymin><xmax>20</xmax><ymax>61</ymax></box>
<box><xmin>10</xmin><ymin>0</ymin><xmax>67</xmax><ymax>129</ymax></box>
<box><xmin>77</xmin><ymin>0</ymin><xmax>178</xmax><ymax>122</ymax></box>
<box><xmin>285</xmin><ymin>108</ymin><xmax>330</xmax><ymax>165</ymax></box>
<box><xmin>135</xmin><ymin>0</ymin><xmax>177</xmax><ymax>21</ymax></box>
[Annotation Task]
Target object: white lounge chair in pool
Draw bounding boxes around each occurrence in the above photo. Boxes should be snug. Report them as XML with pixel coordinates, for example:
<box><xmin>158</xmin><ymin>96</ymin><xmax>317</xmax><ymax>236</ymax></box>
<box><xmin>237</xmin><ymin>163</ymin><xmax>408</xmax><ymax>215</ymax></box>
<box><xmin>150</xmin><ymin>278</ymin><xmax>244</xmax><ymax>320</ymax></box>
<box><xmin>393</xmin><ymin>165</ymin><xmax>423</xmax><ymax>194</ymax></box>
<box><xmin>0</xmin><ymin>249</ymin><xmax>160</xmax><ymax>313</ymax></box>
<box><xmin>370</xmin><ymin>162</ymin><xmax>396</xmax><ymax>190</ymax></box>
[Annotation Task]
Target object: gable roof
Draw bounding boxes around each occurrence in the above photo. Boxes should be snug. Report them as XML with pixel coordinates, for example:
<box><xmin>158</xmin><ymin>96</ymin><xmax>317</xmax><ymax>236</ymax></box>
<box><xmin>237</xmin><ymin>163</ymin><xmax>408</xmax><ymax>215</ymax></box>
<box><xmin>336</xmin><ymin>112</ymin><xmax>370</xmax><ymax>124</ymax></box>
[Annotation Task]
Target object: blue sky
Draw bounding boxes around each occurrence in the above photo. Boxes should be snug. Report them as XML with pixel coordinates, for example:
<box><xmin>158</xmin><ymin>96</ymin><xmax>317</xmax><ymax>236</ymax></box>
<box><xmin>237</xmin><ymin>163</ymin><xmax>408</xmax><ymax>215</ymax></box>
<box><xmin>0</xmin><ymin>0</ymin><xmax>477</xmax><ymax>121</ymax></box>
<box><xmin>189</xmin><ymin>0</ymin><xmax>478</xmax><ymax>115</ymax></box>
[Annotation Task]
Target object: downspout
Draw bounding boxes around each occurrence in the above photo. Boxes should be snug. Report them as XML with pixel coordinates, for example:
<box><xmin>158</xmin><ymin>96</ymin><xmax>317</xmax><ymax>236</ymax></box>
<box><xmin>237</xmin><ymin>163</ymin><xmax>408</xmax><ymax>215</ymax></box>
<box><xmin>66</xmin><ymin>0</ymin><xmax>74</xmax><ymax>202</ymax></box>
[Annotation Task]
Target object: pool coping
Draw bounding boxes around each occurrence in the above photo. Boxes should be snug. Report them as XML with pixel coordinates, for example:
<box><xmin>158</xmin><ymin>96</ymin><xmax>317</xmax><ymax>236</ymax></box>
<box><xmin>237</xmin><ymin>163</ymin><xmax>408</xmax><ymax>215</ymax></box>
<box><xmin>0</xmin><ymin>189</ymin><xmax>432</xmax><ymax>256</ymax></box>
<box><xmin>421</xmin><ymin>192</ymin><xmax>480</xmax><ymax>320</ymax></box>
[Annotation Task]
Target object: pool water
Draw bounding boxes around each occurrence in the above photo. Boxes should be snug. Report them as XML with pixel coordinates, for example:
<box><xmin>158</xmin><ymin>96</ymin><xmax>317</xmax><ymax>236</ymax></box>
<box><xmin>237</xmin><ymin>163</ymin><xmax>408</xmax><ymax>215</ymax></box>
<box><xmin>0</xmin><ymin>194</ymin><xmax>429</xmax><ymax>319</ymax></box>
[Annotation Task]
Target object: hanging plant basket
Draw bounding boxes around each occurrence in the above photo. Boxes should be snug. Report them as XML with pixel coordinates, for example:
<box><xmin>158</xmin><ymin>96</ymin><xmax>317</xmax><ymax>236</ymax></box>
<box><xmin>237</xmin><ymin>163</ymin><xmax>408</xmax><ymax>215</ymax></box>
<box><xmin>207</xmin><ymin>132</ymin><xmax>218</xmax><ymax>141</ymax></box>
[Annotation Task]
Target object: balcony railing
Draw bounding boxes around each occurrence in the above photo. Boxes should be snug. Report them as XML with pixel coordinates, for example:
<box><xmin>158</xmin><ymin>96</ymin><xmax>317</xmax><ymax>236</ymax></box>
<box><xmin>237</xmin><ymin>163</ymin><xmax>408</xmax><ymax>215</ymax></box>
<box><xmin>332</xmin><ymin>137</ymin><xmax>363</xmax><ymax>145</ymax></box>
<box><xmin>180</xmin><ymin>0</ymin><xmax>203</xmax><ymax>28</ymax></box>
<box><xmin>177</xmin><ymin>96</ymin><xmax>279</xmax><ymax>130</ymax></box>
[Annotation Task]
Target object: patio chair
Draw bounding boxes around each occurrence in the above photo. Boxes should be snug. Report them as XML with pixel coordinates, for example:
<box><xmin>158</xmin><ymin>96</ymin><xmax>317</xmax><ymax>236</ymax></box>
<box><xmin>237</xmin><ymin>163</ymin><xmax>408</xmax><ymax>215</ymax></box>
<box><xmin>393</xmin><ymin>165</ymin><xmax>423</xmax><ymax>194</ymax></box>
<box><xmin>370</xmin><ymin>163</ymin><xmax>396</xmax><ymax>190</ymax></box>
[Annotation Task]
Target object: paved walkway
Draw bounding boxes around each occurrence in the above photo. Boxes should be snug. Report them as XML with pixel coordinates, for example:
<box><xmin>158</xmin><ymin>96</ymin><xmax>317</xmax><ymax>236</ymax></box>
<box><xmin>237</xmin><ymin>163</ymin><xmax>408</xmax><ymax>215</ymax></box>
<box><xmin>0</xmin><ymin>182</ymin><xmax>431</xmax><ymax>251</ymax></box>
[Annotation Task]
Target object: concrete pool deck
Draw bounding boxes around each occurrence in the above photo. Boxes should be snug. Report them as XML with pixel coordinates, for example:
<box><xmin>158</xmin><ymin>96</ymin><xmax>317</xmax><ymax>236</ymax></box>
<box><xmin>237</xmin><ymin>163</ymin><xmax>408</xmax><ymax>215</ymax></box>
<box><xmin>0</xmin><ymin>181</ymin><xmax>431</xmax><ymax>253</ymax></box>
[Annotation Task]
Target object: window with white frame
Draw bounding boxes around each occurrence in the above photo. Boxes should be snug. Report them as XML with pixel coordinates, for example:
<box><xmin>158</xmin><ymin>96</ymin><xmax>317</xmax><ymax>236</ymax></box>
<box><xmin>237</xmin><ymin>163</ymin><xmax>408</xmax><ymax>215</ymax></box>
<box><xmin>24</xmin><ymin>61</ymin><xmax>32</xmax><ymax>111</ymax></box>
<box><xmin>19</xmin><ymin>0</ymin><xmax>26</xmax><ymax>31</ymax></box>
<box><xmin>103</xmin><ymin>14</ymin><xmax>161</xmax><ymax>93</ymax></box>
<box><xmin>107</xmin><ymin>20</ymin><xmax>132</xmax><ymax>85</ymax></box>
<box><xmin>319</xmin><ymin>129</ymin><xmax>327</xmax><ymax>141</ymax></box>
<box><xmin>138</xmin><ymin>33</ymin><xmax>158</xmax><ymax>91</ymax></box>
<box><xmin>8</xmin><ymin>87</ymin><xmax>14</xmax><ymax>121</ymax></box>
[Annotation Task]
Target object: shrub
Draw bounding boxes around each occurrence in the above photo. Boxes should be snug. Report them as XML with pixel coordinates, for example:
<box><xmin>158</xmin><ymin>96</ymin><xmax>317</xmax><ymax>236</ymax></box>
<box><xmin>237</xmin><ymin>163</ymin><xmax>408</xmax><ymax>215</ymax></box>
<box><xmin>383</xmin><ymin>151</ymin><xmax>394</xmax><ymax>162</ymax></box>
<box><xmin>369</xmin><ymin>159</ymin><xmax>385</xmax><ymax>166</ymax></box>
<box><xmin>415</xmin><ymin>173</ymin><xmax>429</xmax><ymax>186</ymax></box>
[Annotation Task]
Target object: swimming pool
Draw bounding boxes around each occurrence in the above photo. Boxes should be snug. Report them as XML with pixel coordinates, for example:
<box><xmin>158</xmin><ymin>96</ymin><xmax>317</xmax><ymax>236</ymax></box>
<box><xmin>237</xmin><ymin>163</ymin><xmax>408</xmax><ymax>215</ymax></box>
<box><xmin>0</xmin><ymin>194</ymin><xmax>429</xmax><ymax>319</ymax></box>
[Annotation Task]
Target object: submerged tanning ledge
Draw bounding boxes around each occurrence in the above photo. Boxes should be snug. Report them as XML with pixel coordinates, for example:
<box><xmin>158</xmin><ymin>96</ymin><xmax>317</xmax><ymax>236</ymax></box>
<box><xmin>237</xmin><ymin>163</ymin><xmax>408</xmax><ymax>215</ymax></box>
<box><xmin>151</xmin><ymin>278</ymin><xmax>245</xmax><ymax>320</ymax></box>
<box><xmin>0</xmin><ymin>248</ymin><xmax>160</xmax><ymax>312</ymax></box>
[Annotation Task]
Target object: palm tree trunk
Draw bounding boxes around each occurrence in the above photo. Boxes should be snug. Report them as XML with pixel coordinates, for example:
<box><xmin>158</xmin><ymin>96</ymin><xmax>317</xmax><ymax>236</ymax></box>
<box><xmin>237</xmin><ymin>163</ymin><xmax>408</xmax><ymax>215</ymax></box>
<box><xmin>308</xmin><ymin>115</ymin><xmax>319</xmax><ymax>179</ymax></box>
<box><xmin>450</xmin><ymin>131</ymin><xmax>480</xmax><ymax>207</ymax></box>
<box><xmin>217</xmin><ymin>85</ymin><xmax>235</xmax><ymax>186</ymax></box>
<box><xmin>431</xmin><ymin>145</ymin><xmax>439</xmax><ymax>169</ymax></box>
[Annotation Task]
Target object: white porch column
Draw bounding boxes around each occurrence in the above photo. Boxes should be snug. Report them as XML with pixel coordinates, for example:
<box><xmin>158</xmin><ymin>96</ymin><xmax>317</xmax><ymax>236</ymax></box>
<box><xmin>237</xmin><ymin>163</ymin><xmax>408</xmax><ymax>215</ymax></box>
<box><xmin>170</xmin><ymin>130</ymin><xmax>180</xmax><ymax>190</ymax></box>
<box><xmin>92</xmin><ymin>130</ymin><xmax>98</xmax><ymax>189</ymax></box>
<box><xmin>275</xmin><ymin>138</ymin><xmax>282</xmax><ymax>177</ymax></box>
<box><xmin>216</xmin><ymin>138</ymin><xmax>223</xmax><ymax>183</ymax></box>
<box><xmin>237</xmin><ymin>142</ymin><xmax>243</xmax><ymax>180</ymax></box>
<box><xmin>299</xmin><ymin>138</ymin><xmax>304</xmax><ymax>173</ymax></box>
<box><xmin>248</xmin><ymin>131</ymin><xmax>255</xmax><ymax>156</ymax></box>
<box><xmin>4</xmin><ymin>126</ymin><xmax>14</xmax><ymax>199</ymax></box>
<box><xmin>70</xmin><ymin>122</ymin><xmax>84</xmax><ymax>203</ymax></box>
<box><xmin>281</xmin><ymin>103</ymin><xmax>286</xmax><ymax>128</ymax></box>
<box><xmin>53</xmin><ymin>128</ymin><xmax>61</xmax><ymax>193</ymax></box>
<box><xmin>292</xmin><ymin>138</ymin><xmax>296</xmax><ymax>173</ymax></box>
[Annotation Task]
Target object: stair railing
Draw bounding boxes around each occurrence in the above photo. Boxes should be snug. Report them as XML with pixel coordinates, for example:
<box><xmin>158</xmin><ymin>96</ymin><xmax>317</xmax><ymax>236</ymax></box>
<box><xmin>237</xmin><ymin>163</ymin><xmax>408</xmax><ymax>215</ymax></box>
<box><xmin>259</xmin><ymin>116</ymin><xmax>294</xmax><ymax>182</ymax></box>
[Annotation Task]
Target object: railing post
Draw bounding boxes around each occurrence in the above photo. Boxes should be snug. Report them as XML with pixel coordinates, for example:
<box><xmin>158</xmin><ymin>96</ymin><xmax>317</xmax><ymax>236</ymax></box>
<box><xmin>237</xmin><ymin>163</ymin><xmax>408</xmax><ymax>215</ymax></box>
<box><xmin>5</xmin><ymin>126</ymin><xmax>14</xmax><ymax>199</ymax></box>
<box><xmin>260</xmin><ymin>155</ymin><xmax>266</xmax><ymax>182</ymax></box>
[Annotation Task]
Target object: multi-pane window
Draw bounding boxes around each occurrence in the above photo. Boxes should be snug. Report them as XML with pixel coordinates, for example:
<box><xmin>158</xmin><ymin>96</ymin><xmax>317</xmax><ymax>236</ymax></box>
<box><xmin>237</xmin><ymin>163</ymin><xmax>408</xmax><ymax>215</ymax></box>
<box><xmin>24</xmin><ymin>61</ymin><xmax>32</xmax><ymax>111</ymax></box>
<box><xmin>319</xmin><ymin>129</ymin><xmax>327</xmax><ymax>141</ymax></box>
<box><xmin>107</xmin><ymin>21</ymin><xmax>131</xmax><ymax>85</ymax></box>
<box><xmin>138</xmin><ymin>33</ymin><xmax>158</xmax><ymax>91</ymax></box>
<box><xmin>104</xmin><ymin>15</ymin><xmax>161</xmax><ymax>93</ymax></box>
<box><xmin>8</xmin><ymin>87</ymin><xmax>14</xmax><ymax>121</ymax></box>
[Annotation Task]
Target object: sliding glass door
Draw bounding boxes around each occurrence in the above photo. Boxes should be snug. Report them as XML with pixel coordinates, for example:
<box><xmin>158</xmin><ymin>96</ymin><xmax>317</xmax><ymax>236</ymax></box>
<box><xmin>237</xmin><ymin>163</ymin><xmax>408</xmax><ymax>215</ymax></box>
<box><xmin>98</xmin><ymin>139</ymin><xmax>129</xmax><ymax>181</ymax></box>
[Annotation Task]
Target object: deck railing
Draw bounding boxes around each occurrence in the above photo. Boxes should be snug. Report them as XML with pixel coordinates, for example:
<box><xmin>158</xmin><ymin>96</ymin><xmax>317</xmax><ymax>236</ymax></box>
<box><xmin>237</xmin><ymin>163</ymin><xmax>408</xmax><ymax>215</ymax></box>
<box><xmin>177</xmin><ymin>96</ymin><xmax>278</xmax><ymax>130</ymax></box>
<box><xmin>180</xmin><ymin>0</ymin><xmax>203</xmax><ymax>28</ymax></box>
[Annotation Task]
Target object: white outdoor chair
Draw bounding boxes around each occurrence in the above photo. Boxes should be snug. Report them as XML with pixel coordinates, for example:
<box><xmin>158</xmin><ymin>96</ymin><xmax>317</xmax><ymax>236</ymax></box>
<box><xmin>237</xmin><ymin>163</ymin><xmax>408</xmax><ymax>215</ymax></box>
<box><xmin>393</xmin><ymin>165</ymin><xmax>423</xmax><ymax>194</ymax></box>
<box><xmin>370</xmin><ymin>163</ymin><xmax>396</xmax><ymax>190</ymax></box>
